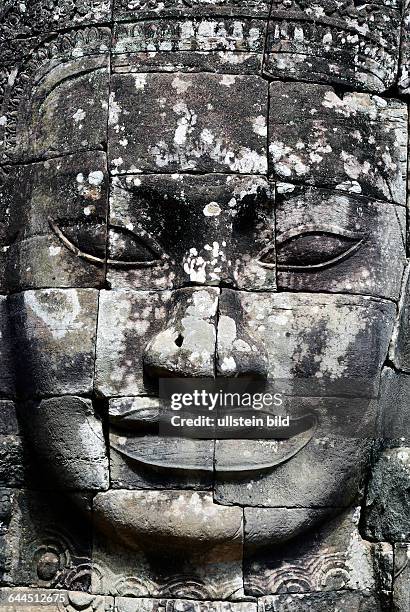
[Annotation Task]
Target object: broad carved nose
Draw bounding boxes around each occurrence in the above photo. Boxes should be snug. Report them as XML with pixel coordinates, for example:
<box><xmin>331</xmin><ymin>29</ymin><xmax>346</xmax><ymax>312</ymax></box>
<box><xmin>143</xmin><ymin>287</ymin><xmax>218</xmax><ymax>379</ymax></box>
<box><xmin>143</xmin><ymin>287</ymin><xmax>268</xmax><ymax>381</ymax></box>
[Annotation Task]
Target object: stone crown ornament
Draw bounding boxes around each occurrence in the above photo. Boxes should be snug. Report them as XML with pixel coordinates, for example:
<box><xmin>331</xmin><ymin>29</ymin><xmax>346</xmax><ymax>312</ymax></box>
<box><xmin>114</xmin><ymin>0</ymin><xmax>400</xmax><ymax>93</ymax></box>
<box><xmin>264</xmin><ymin>0</ymin><xmax>402</xmax><ymax>91</ymax></box>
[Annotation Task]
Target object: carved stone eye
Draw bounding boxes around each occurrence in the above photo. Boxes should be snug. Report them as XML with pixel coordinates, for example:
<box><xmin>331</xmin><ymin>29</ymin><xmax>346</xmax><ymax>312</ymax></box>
<box><xmin>258</xmin><ymin>230</ymin><xmax>364</xmax><ymax>271</ymax></box>
<box><xmin>108</xmin><ymin>226</ymin><xmax>164</xmax><ymax>267</ymax></box>
<box><xmin>48</xmin><ymin>218</ymin><xmax>166</xmax><ymax>268</ymax></box>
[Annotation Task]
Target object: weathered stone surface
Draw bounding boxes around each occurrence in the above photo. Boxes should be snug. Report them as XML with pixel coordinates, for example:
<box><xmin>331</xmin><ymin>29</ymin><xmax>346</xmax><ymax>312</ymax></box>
<box><xmin>389</xmin><ymin>265</ymin><xmax>410</xmax><ymax>372</ymax></box>
<box><xmin>275</xmin><ymin>184</ymin><xmax>406</xmax><ymax>301</ymax></box>
<box><xmin>0</xmin><ymin>402</ymin><xmax>18</xmax><ymax>436</ymax></box>
<box><xmin>0</xmin><ymin>589</ymin><xmax>113</xmax><ymax>611</ymax></box>
<box><xmin>3</xmin><ymin>490</ymin><xmax>93</xmax><ymax>591</ymax></box>
<box><xmin>18</xmin><ymin>397</ymin><xmax>108</xmax><ymax>491</ymax></box>
<box><xmin>373</xmin><ymin>542</ymin><xmax>394</xmax><ymax>611</ymax></box>
<box><xmin>95</xmin><ymin>288</ymin><xmax>218</xmax><ymax>396</ymax></box>
<box><xmin>393</xmin><ymin>543</ymin><xmax>410</xmax><ymax>612</ymax></box>
<box><xmin>0</xmin><ymin>28</ymin><xmax>110</xmax><ymax>163</ymax></box>
<box><xmin>6</xmin><ymin>235</ymin><xmax>105</xmax><ymax>291</ymax></box>
<box><xmin>244</xmin><ymin>507</ymin><xmax>340</xmax><ymax>549</ymax></box>
<box><xmin>363</xmin><ymin>447</ymin><xmax>410</xmax><ymax>542</ymax></box>
<box><xmin>219</xmin><ymin>290</ymin><xmax>394</xmax><ymax>393</ymax></box>
<box><xmin>112</xmin><ymin>51</ymin><xmax>262</xmax><ymax>74</ymax></box>
<box><xmin>217</xmin><ymin>290</ymin><xmax>269</xmax><ymax>378</ymax></box>
<box><xmin>8</xmin><ymin>289</ymin><xmax>98</xmax><ymax>397</ymax></box>
<box><xmin>108</xmin><ymin>72</ymin><xmax>268</xmax><ymax>174</ymax></box>
<box><xmin>1</xmin><ymin>2</ymin><xmax>408</xmax><ymax>606</ymax></box>
<box><xmin>0</xmin><ymin>167</ymin><xmax>12</xmax><ymax>292</ymax></box>
<box><xmin>398</xmin><ymin>0</ymin><xmax>410</xmax><ymax>94</ymax></box>
<box><xmin>92</xmin><ymin>537</ymin><xmax>245</xmax><ymax>599</ymax></box>
<box><xmin>378</xmin><ymin>368</ymin><xmax>410</xmax><ymax>445</ymax></box>
<box><xmin>257</xmin><ymin>592</ymin><xmax>382</xmax><ymax>611</ymax></box>
<box><xmin>0</xmin><ymin>1</ymin><xmax>112</xmax><ymax>40</ymax></box>
<box><xmin>143</xmin><ymin>286</ymin><xmax>218</xmax><ymax>380</ymax></box>
<box><xmin>0</xmin><ymin>489</ymin><xmax>14</xmax><ymax>585</ymax></box>
<box><xmin>215</xmin><ymin>433</ymin><xmax>372</xmax><ymax>510</ymax></box>
<box><xmin>269</xmin><ymin>83</ymin><xmax>407</xmax><ymax>205</ymax></box>
<box><xmin>109</xmin><ymin>396</ymin><xmax>160</xmax><ymax>428</ymax></box>
<box><xmin>6</xmin><ymin>153</ymin><xmax>108</xmax><ymax>240</ymax></box>
<box><xmin>0</xmin><ymin>434</ymin><xmax>25</xmax><ymax>488</ymax></box>
<box><xmin>264</xmin><ymin>0</ymin><xmax>401</xmax><ymax>94</ymax></box>
<box><xmin>95</xmin><ymin>289</ymin><xmax>170</xmax><ymax>396</ymax></box>
<box><xmin>107</xmin><ymin>174</ymin><xmax>274</xmax><ymax>290</ymax></box>
<box><xmin>0</xmin><ymin>297</ymin><xmax>14</xmax><ymax>397</ymax></box>
<box><xmin>113</xmin><ymin>0</ymin><xmax>270</xmax><ymax>20</ymax></box>
<box><xmin>92</xmin><ymin>492</ymin><xmax>244</xmax><ymax>599</ymax></box>
<box><xmin>244</xmin><ymin>507</ymin><xmax>376</xmax><ymax>596</ymax></box>
<box><xmin>94</xmin><ymin>490</ymin><xmax>242</xmax><ymax>550</ymax></box>
<box><xmin>116</xmin><ymin>600</ymin><xmax>257</xmax><ymax>612</ymax></box>
<box><xmin>214</xmin><ymin>291</ymin><xmax>393</xmax><ymax>508</ymax></box>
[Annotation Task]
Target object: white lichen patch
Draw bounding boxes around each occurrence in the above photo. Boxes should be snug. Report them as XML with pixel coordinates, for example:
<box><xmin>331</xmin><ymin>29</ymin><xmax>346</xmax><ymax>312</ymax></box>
<box><xmin>203</xmin><ymin>202</ymin><xmax>221</xmax><ymax>217</ymax></box>
<box><xmin>23</xmin><ymin>289</ymin><xmax>82</xmax><ymax>340</ymax></box>
<box><xmin>171</xmin><ymin>75</ymin><xmax>191</xmax><ymax>94</ymax></box>
<box><xmin>183</xmin><ymin>253</ymin><xmax>207</xmax><ymax>284</ymax></box>
<box><xmin>200</xmin><ymin>129</ymin><xmax>215</xmax><ymax>144</ymax></box>
<box><xmin>220</xmin><ymin>75</ymin><xmax>236</xmax><ymax>87</ymax></box>
<box><xmin>111</xmin><ymin>157</ymin><xmax>124</xmax><ymax>173</ymax></box>
<box><xmin>134</xmin><ymin>74</ymin><xmax>147</xmax><ymax>90</ymax></box>
<box><xmin>218</xmin><ymin>316</ymin><xmax>237</xmax><ymax>350</ymax></box>
<box><xmin>88</xmin><ymin>171</ymin><xmax>104</xmax><ymax>186</ymax></box>
<box><xmin>172</xmin><ymin>102</ymin><xmax>198</xmax><ymax>146</ymax></box>
<box><xmin>341</xmin><ymin>151</ymin><xmax>370</xmax><ymax>180</ymax></box>
<box><xmin>252</xmin><ymin>115</ymin><xmax>267</xmax><ymax>137</ymax></box>
<box><xmin>48</xmin><ymin>246</ymin><xmax>61</xmax><ymax>256</ymax></box>
<box><xmin>73</xmin><ymin>108</ymin><xmax>86</xmax><ymax>123</ymax></box>
<box><xmin>220</xmin><ymin>356</ymin><xmax>236</xmax><ymax>372</ymax></box>
<box><xmin>150</xmin><ymin>136</ymin><xmax>267</xmax><ymax>174</ymax></box>
<box><xmin>108</xmin><ymin>92</ymin><xmax>122</xmax><ymax>126</ymax></box>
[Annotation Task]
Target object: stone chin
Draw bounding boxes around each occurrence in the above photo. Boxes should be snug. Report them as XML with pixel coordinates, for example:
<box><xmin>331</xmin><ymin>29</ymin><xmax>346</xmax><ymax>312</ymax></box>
<box><xmin>92</xmin><ymin>490</ymin><xmax>244</xmax><ymax>553</ymax></box>
<box><xmin>91</xmin><ymin>489</ymin><xmax>340</xmax><ymax>553</ymax></box>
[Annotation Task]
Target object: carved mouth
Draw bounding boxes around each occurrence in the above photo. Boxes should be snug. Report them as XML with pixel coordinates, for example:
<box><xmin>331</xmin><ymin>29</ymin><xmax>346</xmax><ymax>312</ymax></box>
<box><xmin>109</xmin><ymin>400</ymin><xmax>317</xmax><ymax>475</ymax></box>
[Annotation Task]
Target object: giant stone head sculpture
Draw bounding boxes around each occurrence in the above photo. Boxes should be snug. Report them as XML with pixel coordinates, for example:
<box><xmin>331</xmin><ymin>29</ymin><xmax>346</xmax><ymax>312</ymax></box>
<box><xmin>0</xmin><ymin>0</ymin><xmax>409</xmax><ymax>609</ymax></box>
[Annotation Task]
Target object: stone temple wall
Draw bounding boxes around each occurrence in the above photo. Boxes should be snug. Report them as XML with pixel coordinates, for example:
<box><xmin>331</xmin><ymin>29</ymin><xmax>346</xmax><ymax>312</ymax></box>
<box><xmin>0</xmin><ymin>1</ymin><xmax>409</xmax><ymax>611</ymax></box>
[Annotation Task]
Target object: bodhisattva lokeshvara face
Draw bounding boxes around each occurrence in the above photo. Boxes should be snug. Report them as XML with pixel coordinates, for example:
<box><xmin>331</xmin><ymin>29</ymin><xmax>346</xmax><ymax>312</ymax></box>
<box><xmin>0</xmin><ymin>0</ymin><xmax>409</xmax><ymax>606</ymax></box>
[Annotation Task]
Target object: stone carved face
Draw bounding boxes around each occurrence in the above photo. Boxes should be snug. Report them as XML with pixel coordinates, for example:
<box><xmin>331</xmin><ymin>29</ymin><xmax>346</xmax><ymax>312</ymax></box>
<box><xmin>0</xmin><ymin>0</ymin><xmax>408</xmax><ymax>598</ymax></box>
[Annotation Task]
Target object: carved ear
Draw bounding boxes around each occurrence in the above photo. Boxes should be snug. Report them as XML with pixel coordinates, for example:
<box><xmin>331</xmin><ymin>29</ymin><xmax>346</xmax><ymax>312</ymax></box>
<box><xmin>0</xmin><ymin>28</ymin><xmax>111</xmax><ymax>162</ymax></box>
